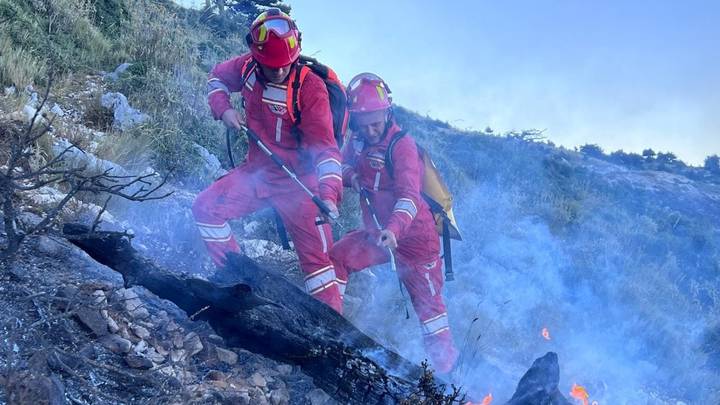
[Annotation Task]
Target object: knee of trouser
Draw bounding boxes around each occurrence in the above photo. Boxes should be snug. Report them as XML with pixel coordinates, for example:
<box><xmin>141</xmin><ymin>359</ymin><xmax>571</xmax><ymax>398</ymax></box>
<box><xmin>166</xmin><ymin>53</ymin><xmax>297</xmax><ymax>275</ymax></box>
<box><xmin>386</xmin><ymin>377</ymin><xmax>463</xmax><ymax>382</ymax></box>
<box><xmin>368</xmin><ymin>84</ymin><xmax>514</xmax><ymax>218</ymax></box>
<box><xmin>191</xmin><ymin>191</ymin><xmax>213</xmax><ymax>220</ymax></box>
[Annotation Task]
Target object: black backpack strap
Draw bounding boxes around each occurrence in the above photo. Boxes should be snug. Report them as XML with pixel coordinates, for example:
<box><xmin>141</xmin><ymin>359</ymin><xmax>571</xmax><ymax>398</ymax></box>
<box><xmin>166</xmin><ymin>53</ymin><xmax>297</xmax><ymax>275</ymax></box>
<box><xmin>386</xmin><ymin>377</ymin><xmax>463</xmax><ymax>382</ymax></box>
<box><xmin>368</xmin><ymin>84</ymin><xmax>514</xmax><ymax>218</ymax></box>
<box><xmin>384</xmin><ymin>130</ymin><xmax>408</xmax><ymax>179</ymax></box>
<box><xmin>442</xmin><ymin>220</ymin><xmax>454</xmax><ymax>281</ymax></box>
<box><xmin>290</xmin><ymin>63</ymin><xmax>305</xmax><ymax>127</ymax></box>
<box><xmin>273</xmin><ymin>209</ymin><xmax>292</xmax><ymax>250</ymax></box>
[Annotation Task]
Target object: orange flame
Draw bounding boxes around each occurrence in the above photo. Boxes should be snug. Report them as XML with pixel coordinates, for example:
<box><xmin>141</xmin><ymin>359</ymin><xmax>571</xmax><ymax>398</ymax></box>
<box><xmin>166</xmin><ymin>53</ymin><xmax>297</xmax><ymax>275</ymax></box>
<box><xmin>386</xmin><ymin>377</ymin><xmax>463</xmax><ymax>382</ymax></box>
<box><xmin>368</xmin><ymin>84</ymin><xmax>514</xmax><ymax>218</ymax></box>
<box><xmin>541</xmin><ymin>327</ymin><xmax>551</xmax><ymax>340</ymax></box>
<box><xmin>463</xmin><ymin>393</ymin><xmax>492</xmax><ymax>405</ymax></box>
<box><xmin>570</xmin><ymin>383</ymin><xmax>589</xmax><ymax>405</ymax></box>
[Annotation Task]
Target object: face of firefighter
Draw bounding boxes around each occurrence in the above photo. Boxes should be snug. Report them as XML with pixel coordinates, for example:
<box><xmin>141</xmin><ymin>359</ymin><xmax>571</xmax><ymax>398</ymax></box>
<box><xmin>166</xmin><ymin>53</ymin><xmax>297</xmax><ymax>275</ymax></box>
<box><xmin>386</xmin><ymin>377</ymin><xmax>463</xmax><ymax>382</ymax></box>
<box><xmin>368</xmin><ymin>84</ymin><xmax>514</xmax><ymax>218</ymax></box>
<box><xmin>356</xmin><ymin>113</ymin><xmax>389</xmax><ymax>145</ymax></box>
<box><xmin>259</xmin><ymin>63</ymin><xmax>293</xmax><ymax>84</ymax></box>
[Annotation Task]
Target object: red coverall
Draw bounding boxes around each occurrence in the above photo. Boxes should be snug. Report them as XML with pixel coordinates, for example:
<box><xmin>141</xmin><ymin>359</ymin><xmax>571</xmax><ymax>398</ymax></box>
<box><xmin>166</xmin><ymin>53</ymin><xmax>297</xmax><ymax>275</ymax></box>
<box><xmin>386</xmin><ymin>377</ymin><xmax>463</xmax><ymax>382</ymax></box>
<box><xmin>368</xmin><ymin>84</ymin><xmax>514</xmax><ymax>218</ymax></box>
<box><xmin>193</xmin><ymin>53</ymin><xmax>344</xmax><ymax>311</ymax></box>
<box><xmin>330</xmin><ymin>123</ymin><xmax>459</xmax><ymax>373</ymax></box>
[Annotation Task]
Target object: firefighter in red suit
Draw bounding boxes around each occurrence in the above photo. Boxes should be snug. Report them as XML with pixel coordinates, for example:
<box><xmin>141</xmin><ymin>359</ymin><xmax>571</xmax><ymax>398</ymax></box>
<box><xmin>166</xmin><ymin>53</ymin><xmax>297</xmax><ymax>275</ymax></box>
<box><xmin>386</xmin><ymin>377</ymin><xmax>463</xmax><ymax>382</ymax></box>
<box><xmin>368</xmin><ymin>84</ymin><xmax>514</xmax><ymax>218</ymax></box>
<box><xmin>193</xmin><ymin>9</ymin><xmax>344</xmax><ymax>311</ymax></box>
<box><xmin>330</xmin><ymin>73</ymin><xmax>459</xmax><ymax>374</ymax></box>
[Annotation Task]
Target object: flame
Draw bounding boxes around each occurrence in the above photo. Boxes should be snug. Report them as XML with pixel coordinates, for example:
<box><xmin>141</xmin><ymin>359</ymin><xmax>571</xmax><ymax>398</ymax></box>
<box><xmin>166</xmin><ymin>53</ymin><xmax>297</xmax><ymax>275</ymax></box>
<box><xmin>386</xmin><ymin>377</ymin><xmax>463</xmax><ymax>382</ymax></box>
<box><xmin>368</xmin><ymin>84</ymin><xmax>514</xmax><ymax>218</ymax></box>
<box><xmin>541</xmin><ymin>327</ymin><xmax>551</xmax><ymax>340</ymax></box>
<box><xmin>463</xmin><ymin>393</ymin><xmax>492</xmax><ymax>405</ymax></box>
<box><xmin>570</xmin><ymin>383</ymin><xmax>589</xmax><ymax>405</ymax></box>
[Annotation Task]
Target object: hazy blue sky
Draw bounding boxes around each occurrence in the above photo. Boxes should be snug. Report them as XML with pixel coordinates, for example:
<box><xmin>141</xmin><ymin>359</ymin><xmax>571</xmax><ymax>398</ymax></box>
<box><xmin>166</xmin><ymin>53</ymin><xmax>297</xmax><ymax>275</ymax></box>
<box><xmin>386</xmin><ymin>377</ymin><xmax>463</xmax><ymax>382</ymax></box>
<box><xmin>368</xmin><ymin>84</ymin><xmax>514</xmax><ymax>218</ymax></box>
<box><xmin>178</xmin><ymin>0</ymin><xmax>719</xmax><ymax>165</ymax></box>
<box><xmin>291</xmin><ymin>0</ymin><xmax>719</xmax><ymax>165</ymax></box>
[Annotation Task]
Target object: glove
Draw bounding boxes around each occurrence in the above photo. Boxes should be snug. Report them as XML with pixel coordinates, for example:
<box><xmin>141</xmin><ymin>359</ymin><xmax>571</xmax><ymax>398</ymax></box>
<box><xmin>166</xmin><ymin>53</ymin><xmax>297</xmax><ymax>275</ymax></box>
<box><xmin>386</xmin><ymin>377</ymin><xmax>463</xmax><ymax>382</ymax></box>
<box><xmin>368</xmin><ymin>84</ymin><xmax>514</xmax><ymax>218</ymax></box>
<box><xmin>377</xmin><ymin>229</ymin><xmax>397</xmax><ymax>250</ymax></box>
<box><xmin>221</xmin><ymin>108</ymin><xmax>245</xmax><ymax>129</ymax></box>
<box><xmin>322</xmin><ymin>199</ymin><xmax>339</xmax><ymax>220</ymax></box>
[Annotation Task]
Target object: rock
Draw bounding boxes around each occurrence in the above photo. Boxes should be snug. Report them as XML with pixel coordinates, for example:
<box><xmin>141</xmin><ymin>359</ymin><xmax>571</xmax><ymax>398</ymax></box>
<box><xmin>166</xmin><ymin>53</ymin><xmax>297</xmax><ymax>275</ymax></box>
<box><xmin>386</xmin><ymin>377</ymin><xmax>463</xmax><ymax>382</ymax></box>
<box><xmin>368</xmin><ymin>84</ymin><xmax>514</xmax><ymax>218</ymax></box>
<box><xmin>116</xmin><ymin>288</ymin><xmax>149</xmax><ymax>319</ymax></box>
<box><xmin>78</xmin><ymin>344</ymin><xmax>97</xmax><ymax>360</ymax></box>
<box><xmin>166</xmin><ymin>320</ymin><xmax>180</xmax><ymax>332</ymax></box>
<box><xmin>276</xmin><ymin>364</ymin><xmax>293</xmax><ymax>376</ymax></box>
<box><xmin>99</xmin><ymin>334</ymin><xmax>132</xmax><ymax>354</ymax></box>
<box><xmin>144</xmin><ymin>347</ymin><xmax>165</xmax><ymax>363</ymax></box>
<box><xmin>225</xmin><ymin>392</ymin><xmax>252</xmax><ymax>405</ymax></box>
<box><xmin>134</xmin><ymin>340</ymin><xmax>148</xmax><ymax>354</ymax></box>
<box><xmin>193</xmin><ymin>143</ymin><xmax>226</xmax><ymax>179</ymax></box>
<box><xmin>207</xmin><ymin>334</ymin><xmax>224</xmax><ymax>345</ymax></box>
<box><xmin>249</xmin><ymin>387</ymin><xmax>270</xmax><ymax>405</ymax></box>
<box><xmin>172</xmin><ymin>333</ymin><xmax>183</xmax><ymax>348</ymax></box>
<box><xmin>37</xmin><ymin>236</ymin><xmax>63</xmax><ymax>256</ymax></box>
<box><xmin>170</xmin><ymin>349</ymin><xmax>186</xmax><ymax>363</ymax></box>
<box><xmin>269</xmin><ymin>388</ymin><xmax>290</xmax><ymax>405</ymax></box>
<box><xmin>183</xmin><ymin>332</ymin><xmax>203</xmax><ymax>357</ymax></box>
<box><xmin>100</xmin><ymin>92</ymin><xmax>148</xmax><ymax>130</ymax></box>
<box><xmin>105</xmin><ymin>315</ymin><xmax>120</xmax><ymax>333</ymax></box>
<box><xmin>104</xmin><ymin>62</ymin><xmax>133</xmax><ymax>82</ymax></box>
<box><xmin>4</xmin><ymin>371</ymin><xmax>65</xmax><ymax>405</ymax></box>
<box><xmin>124</xmin><ymin>354</ymin><xmax>153</xmax><ymax>370</ymax></box>
<box><xmin>4</xmin><ymin>86</ymin><xmax>15</xmax><ymax>96</ymax></box>
<box><xmin>306</xmin><ymin>388</ymin><xmax>331</xmax><ymax>405</ymax></box>
<box><xmin>204</xmin><ymin>370</ymin><xmax>226</xmax><ymax>381</ymax></box>
<box><xmin>92</xmin><ymin>290</ymin><xmax>107</xmax><ymax>305</ymax></box>
<box><xmin>75</xmin><ymin>307</ymin><xmax>108</xmax><ymax>337</ymax></box>
<box><xmin>130</xmin><ymin>324</ymin><xmax>150</xmax><ymax>340</ymax></box>
<box><xmin>17</xmin><ymin>212</ymin><xmax>42</xmax><ymax>228</ymax></box>
<box><xmin>251</xmin><ymin>372</ymin><xmax>267</xmax><ymax>388</ymax></box>
<box><xmin>50</xmin><ymin>104</ymin><xmax>64</xmax><ymax>117</ymax></box>
<box><xmin>216</xmin><ymin>347</ymin><xmax>237</xmax><ymax>365</ymax></box>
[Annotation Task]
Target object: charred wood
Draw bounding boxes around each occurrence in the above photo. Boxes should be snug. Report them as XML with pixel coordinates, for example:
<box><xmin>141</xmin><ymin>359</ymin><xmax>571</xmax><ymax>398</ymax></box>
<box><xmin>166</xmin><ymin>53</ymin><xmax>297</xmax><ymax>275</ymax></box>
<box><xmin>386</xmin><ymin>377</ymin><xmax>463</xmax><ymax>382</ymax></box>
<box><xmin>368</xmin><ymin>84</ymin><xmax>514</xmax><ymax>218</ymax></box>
<box><xmin>63</xmin><ymin>224</ymin><xmax>428</xmax><ymax>404</ymax></box>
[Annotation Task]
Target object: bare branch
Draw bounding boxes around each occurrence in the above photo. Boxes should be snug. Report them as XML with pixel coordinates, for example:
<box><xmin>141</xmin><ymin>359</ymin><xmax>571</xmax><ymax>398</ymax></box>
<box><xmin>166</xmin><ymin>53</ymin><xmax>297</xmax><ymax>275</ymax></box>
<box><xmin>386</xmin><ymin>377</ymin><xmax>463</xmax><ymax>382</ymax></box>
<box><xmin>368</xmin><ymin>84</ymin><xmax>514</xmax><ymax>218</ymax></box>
<box><xmin>90</xmin><ymin>196</ymin><xmax>112</xmax><ymax>233</ymax></box>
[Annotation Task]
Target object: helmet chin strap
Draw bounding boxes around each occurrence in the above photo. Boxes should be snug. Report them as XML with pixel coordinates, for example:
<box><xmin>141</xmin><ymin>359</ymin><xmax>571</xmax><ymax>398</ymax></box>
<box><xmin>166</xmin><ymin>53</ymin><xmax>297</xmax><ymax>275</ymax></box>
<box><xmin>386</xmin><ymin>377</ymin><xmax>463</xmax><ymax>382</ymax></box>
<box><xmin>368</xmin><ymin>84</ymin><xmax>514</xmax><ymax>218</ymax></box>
<box><xmin>379</xmin><ymin>107</ymin><xmax>394</xmax><ymax>142</ymax></box>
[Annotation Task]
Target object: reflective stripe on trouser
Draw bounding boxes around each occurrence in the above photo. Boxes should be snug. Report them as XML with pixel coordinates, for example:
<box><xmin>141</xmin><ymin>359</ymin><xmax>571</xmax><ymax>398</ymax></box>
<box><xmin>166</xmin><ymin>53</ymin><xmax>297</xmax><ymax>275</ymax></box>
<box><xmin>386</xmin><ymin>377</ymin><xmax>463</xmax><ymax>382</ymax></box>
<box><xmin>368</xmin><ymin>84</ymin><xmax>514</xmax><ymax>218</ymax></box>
<box><xmin>272</xmin><ymin>187</ymin><xmax>342</xmax><ymax>314</ymax></box>
<box><xmin>192</xmin><ymin>166</ymin><xmax>342</xmax><ymax>314</ymax></box>
<box><xmin>192</xmin><ymin>168</ymin><xmax>266</xmax><ymax>267</ymax></box>
<box><xmin>399</xmin><ymin>258</ymin><xmax>459</xmax><ymax>374</ymax></box>
<box><xmin>330</xmin><ymin>230</ymin><xmax>459</xmax><ymax>373</ymax></box>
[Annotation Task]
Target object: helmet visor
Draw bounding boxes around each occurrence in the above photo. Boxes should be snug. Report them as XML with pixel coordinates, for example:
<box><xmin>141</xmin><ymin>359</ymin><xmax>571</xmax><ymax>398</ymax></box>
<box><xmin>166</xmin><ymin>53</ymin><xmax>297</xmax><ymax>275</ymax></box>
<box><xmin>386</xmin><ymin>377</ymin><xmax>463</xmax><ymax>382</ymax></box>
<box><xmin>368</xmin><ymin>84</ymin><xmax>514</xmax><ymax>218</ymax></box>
<box><xmin>347</xmin><ymin>72</ymin><xmax>391</xmax><ymax>94</ymax></box>
<box><xmin>252</xmin><ymin>18</ymin><xmax>293</xmax><ymax>44</ymax></box>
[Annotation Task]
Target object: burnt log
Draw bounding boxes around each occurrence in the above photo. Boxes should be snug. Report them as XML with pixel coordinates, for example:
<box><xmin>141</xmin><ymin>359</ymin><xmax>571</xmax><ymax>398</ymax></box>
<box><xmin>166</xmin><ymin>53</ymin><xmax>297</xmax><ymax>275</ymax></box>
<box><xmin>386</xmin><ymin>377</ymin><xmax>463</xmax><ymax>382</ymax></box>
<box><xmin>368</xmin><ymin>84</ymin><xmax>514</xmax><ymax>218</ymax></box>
<box><xmin>63</xmin><ymin>224</ymin><xmax>425</xmax><ymax>404</ymax></box>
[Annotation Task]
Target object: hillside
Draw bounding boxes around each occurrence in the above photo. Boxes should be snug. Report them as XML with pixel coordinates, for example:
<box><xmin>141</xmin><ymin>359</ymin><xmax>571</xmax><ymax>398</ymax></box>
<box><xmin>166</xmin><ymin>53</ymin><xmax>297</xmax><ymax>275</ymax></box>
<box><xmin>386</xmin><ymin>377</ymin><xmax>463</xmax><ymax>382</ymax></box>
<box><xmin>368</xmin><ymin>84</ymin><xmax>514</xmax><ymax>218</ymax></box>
<box><xmin>2</xmin><ymin>0</ymin><xmax>719</xmax><ymax>404</ymax></box>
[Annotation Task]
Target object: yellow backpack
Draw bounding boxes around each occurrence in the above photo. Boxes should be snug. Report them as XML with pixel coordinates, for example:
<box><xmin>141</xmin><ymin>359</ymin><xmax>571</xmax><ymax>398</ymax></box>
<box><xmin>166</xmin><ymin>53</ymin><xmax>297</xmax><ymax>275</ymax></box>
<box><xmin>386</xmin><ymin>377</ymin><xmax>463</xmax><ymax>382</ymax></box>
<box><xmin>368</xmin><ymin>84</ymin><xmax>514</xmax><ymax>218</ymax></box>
<box><xmin>385</xmin><ymin>130</ymin><xmax>462</xmax><ymax>280</ymax></box>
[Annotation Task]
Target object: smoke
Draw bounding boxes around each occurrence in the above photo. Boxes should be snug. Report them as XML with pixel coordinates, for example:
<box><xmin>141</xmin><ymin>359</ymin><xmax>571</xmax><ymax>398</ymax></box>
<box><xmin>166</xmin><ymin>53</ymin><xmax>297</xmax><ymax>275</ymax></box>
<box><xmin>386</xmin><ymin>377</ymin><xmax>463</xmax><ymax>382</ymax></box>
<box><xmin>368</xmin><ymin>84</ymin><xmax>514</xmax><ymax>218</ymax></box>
<box><xmin>344</xmin><ymin>143</ymin><xmax>720</xmax><ymax>403</ymax></box>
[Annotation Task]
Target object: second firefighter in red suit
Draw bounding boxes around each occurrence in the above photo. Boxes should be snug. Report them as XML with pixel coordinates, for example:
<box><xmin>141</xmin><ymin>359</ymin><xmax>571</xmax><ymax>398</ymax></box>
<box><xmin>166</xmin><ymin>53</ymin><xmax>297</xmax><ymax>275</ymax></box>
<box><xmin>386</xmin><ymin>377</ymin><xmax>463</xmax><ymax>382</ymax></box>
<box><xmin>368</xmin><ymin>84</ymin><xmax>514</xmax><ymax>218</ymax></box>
<box><xmin>192</xmin><ymin>9</ymin><xmax>344</xmax><ymax>311</ymax></box>
<box><xmin>330</xmin><ymin>73</ymin><xmax>460</xmax><ymax>374</ymax></box>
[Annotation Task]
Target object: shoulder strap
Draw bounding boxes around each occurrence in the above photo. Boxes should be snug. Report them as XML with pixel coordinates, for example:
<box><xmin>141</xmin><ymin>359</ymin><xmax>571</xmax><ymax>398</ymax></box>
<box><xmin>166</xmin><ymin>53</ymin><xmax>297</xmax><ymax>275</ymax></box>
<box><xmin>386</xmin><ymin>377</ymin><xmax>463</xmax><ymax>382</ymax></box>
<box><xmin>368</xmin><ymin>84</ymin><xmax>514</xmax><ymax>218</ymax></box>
<box><xmin>240</xmin><ymin>58</ymin><xmax>256</xmax><ymax>88</ymax></box>
<box><xmin>384</xmin><ymin>130</ymin><xmax>408</xmax><ymax>179</ymax></box>
<box><xmin>288</xmin><ymin>64</ymin><xmax>311</xmax><ymax>125</ymax></box>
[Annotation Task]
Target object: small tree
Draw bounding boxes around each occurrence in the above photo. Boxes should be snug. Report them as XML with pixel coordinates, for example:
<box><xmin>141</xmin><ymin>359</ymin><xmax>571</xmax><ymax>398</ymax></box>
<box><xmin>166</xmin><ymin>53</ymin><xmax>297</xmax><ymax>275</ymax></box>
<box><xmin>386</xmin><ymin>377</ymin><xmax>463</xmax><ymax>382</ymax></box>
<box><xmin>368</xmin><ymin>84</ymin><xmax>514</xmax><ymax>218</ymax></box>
<box><xmin>704</xmin><ymin>155</ymin><xmax>720</xmax><ymax>174</ymax></box>
<box><xmin>0</xmin><ymin>79</ymin><xmax>171</xmax><ymax>265</ymax></box>
<box><xmin>610</xmin><ymin>150</ymin><xmax>644</xmax><ymax>168</ymax></box>
<box><xmin>579</xmin><ymin>144</ymin><xmax>604</xmax><ymax>159</ymax></box>
<box><xmin>642</xmin><ymin>148</ymin><xmax>656</xmax><ymax>160</ymax></box>
<box><xmin>656</xmin><ymin>152</ymin><xmax>678</xmax><ymax>165</ymax></box>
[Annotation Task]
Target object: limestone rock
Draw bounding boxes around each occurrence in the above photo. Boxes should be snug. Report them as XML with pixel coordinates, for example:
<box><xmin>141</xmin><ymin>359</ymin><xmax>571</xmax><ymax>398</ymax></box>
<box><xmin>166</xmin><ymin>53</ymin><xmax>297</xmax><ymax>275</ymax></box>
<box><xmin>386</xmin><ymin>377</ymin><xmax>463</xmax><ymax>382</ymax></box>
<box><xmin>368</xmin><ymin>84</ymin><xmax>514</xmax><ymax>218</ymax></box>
<box><xmin>215</xmin><ymin>347</ymin><xmax>237</xmax><ymax>365</ymax></box>
<box><xmin>99</xmin><ymin>334</ymin><xmax>132</xmax><ymax>354</ymax></box>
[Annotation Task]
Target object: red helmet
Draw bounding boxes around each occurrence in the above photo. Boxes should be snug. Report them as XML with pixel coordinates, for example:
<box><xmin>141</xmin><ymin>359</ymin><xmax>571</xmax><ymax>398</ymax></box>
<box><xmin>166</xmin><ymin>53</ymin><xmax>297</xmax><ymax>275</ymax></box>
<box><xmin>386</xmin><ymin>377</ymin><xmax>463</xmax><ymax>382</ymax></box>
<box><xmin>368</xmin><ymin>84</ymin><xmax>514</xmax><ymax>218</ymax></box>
<box><xmin>247</xmin><ymin>9</ymin><xmax>301</xmax><ymax>68</ymax></box>
<box><xmin>347</xmin><ymin>73</ymin><xmax>392</xmax><ymax>126</ymax></box>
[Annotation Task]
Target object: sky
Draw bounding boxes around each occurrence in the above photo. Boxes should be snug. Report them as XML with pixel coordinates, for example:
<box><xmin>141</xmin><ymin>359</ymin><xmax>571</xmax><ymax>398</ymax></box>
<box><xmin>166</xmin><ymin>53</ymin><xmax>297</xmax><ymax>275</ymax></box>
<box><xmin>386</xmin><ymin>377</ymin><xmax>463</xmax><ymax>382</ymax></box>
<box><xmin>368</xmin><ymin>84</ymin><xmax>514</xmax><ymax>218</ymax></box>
<box><xmin>290</xmin><ymin>0</ymin><xmax>720</xmax><ymax>166</ymax></box>
<box><xmin>178</xmin><ymin>0</ymin><xmax>720</xmax><ymax>165</ymax></box>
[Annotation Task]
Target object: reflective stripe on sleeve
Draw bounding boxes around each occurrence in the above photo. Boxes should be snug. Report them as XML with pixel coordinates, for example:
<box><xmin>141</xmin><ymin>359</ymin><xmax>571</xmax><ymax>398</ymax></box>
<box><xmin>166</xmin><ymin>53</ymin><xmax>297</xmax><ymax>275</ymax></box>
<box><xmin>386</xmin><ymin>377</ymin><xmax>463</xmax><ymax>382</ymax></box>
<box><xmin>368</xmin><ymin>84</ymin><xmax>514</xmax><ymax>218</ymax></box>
<box><xmin>393</xmin><ymin>197</ymin><xmax>418</xmax><ymax>220</ymax></box>
<box><xmin>317</xmin><ymin>158</ymin><xmax>342</xmax><ymax>182</ymax></box>
<box><xmin>207</xmin><ymin>78</ymin><xmax>229</xmax><ymax>95</ymax></box>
